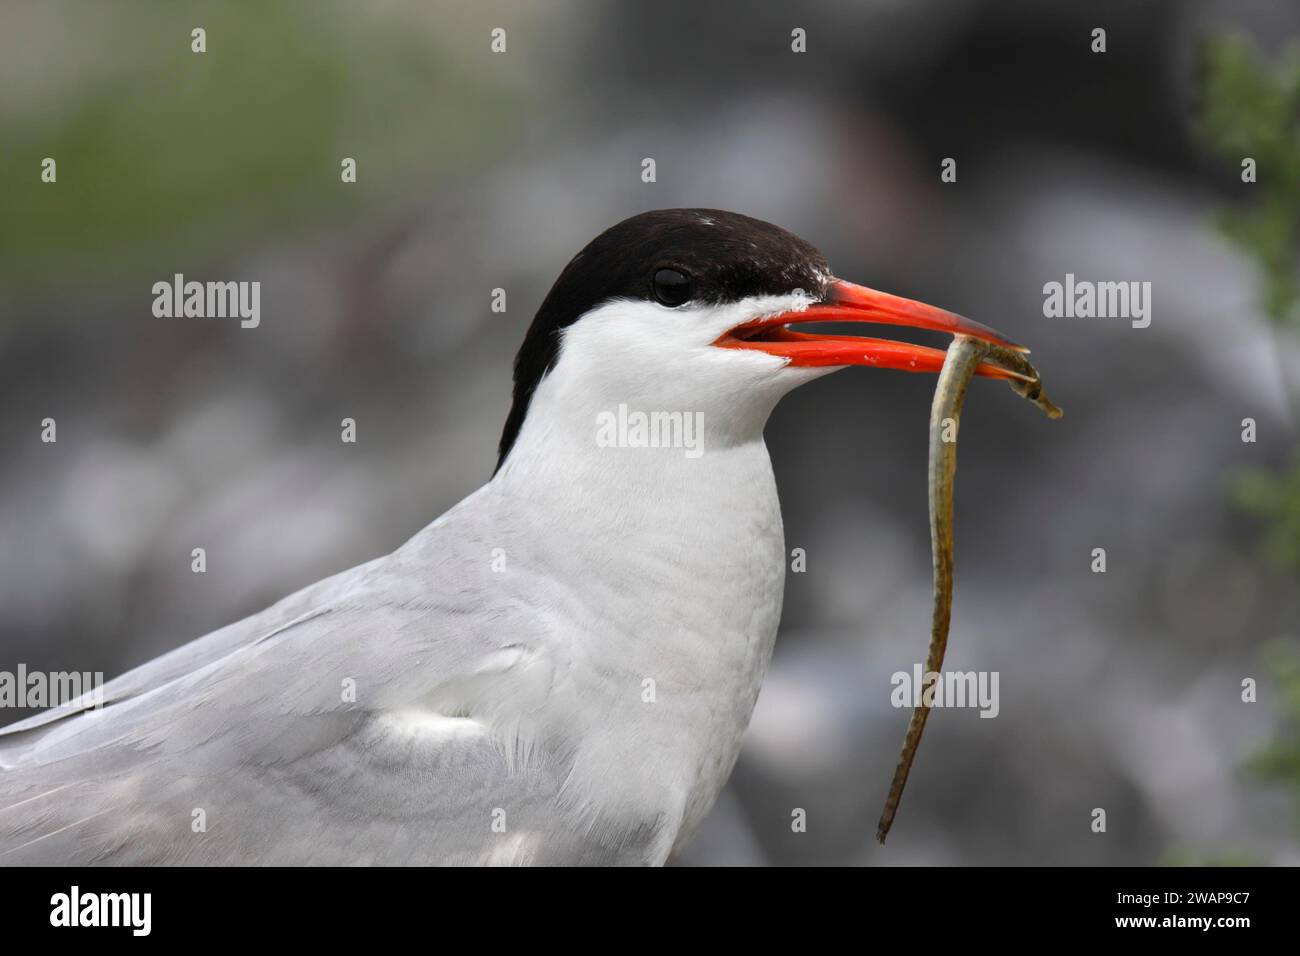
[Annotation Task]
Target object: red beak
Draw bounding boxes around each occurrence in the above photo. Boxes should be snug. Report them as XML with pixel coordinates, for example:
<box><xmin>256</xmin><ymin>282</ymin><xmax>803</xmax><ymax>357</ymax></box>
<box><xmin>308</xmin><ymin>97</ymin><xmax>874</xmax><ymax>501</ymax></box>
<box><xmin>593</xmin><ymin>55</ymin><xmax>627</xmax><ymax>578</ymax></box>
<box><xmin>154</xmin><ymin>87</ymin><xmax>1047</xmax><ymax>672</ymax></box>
<box><xmin>715</xmin><ymin>279</ymin><xmax>1031</xmax><ymax>380</ymax></box>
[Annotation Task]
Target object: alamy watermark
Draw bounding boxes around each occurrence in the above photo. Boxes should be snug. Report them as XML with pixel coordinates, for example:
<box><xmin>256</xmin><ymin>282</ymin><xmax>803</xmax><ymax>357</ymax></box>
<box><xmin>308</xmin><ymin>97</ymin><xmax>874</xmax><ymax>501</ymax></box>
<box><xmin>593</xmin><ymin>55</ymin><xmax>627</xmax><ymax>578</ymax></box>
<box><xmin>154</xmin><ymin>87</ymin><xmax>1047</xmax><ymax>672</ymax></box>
<box><xmin>595</xmin><ymin>404</ymin><xmax>704</xmax><ymax>459</ymax></box>
<box><xmin>891</xmin><ymin>664</ymin><xmax>999</xmax><ymax>718</ymax></box>
<box><xmin>50</xmin><ymin>886</ymin><xmax>151</xmax><ymax>936</ymax></box>
<box><xmin>152</xmin><ymin>273</ymin><xmax>260</xmax><ymax>328</ymax></box>
<box><xmin>0</xmin><ymin>665</ymin><xmax>104</xmax><ymax>710</ymax></box>
<box><xmin>1042</xmin><ymin>273</ymin><xmax>1151</xmax><ymax>328</ymax></box>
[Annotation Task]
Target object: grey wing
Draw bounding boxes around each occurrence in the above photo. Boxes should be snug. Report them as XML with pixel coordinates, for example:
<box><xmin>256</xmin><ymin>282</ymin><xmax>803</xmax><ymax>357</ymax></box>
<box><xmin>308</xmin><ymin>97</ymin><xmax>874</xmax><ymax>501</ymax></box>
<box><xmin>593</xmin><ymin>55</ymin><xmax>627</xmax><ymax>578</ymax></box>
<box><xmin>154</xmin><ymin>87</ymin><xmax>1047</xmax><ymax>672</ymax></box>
<box><xmin>0</xmin><ymin>540</ymin><xmax>645</xmax><ymax>865</ymax></box>
<box><xmin>0</xmin><ymin>553</ymin><xmax>389</xmax><ymax>746</ymax></box>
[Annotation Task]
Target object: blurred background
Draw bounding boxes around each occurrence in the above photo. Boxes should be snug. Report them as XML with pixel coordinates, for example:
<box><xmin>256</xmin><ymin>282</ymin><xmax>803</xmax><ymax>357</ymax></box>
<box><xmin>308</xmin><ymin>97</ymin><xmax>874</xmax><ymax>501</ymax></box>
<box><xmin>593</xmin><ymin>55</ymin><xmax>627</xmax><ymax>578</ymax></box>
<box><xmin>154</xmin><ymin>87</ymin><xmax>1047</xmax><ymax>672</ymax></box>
<box><xmin>1</xmin><ymin>0</ymin><xmax>1297</xmax><ymax>865</ymax></box>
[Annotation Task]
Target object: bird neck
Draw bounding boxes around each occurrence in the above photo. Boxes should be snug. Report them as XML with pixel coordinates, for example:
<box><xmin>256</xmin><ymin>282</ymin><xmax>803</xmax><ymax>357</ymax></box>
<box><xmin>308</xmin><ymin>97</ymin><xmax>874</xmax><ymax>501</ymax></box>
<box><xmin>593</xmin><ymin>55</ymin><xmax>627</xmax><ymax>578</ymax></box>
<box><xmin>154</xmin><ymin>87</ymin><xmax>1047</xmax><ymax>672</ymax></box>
<box><xmin>483</xmin><ymin>384</ymin><xmax>790</xmax><ymax>848</ymax></box>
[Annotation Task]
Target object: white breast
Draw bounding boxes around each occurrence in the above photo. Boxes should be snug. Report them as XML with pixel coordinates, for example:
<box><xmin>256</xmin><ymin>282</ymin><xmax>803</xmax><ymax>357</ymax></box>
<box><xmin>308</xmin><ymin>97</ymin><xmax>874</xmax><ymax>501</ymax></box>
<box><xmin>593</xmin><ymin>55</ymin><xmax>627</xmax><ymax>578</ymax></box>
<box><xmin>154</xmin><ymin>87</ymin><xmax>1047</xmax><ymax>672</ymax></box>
<box><xmin>480</xmin><ymin>295</ymin><xmax>834</xmax><ymax>859</ymax></box>
<box><xmin>494</xmin><ymin>442</ymin><xmax>785</xmax><ymax>857</ymax></box>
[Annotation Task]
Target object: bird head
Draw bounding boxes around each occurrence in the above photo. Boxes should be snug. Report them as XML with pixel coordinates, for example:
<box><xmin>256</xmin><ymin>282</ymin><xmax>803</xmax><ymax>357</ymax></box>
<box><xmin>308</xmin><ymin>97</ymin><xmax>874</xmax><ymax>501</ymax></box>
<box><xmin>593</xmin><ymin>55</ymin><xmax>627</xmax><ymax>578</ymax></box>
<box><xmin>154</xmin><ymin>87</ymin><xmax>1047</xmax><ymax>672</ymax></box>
<box><xmin>496</xmin><ymin>208</ymin><xmax>1025</xmax><ymax>472</ymax></box>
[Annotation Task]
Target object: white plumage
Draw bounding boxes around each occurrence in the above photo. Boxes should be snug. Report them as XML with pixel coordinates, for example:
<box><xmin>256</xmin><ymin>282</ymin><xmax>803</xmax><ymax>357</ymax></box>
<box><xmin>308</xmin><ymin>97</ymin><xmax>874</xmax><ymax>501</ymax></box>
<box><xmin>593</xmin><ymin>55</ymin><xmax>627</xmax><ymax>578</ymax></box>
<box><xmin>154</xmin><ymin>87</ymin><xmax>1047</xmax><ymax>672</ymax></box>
<box><xmin>0</xmin><ymin>293</ymin><xmax>833</xmax><ymax>865</ymax></box>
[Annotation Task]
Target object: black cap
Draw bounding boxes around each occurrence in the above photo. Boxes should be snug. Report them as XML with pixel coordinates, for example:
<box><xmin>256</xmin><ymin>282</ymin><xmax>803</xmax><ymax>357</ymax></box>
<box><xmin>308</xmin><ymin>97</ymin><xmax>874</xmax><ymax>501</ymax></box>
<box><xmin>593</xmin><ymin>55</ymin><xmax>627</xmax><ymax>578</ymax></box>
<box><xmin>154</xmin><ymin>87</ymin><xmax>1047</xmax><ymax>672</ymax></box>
<box><xmin>496</xmin><ymin>208</ymin><xmax>831</xmax><ymax>470</ymax></box>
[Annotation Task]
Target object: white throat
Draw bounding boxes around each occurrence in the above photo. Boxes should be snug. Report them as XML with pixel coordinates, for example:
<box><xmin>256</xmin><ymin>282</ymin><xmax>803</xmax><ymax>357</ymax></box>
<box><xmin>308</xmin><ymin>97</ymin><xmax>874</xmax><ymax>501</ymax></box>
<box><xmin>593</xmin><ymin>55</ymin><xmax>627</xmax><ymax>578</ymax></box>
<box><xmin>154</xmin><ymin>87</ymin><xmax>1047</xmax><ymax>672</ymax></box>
<box><xmin>484</xmin><ymin>294</ymin><xmax>836</xmax><ymax>852</ymax></box>
<box><xmin>495</xmin><ymin>293</ymin><xmax>831</xmax><ymax>489</ymax></box>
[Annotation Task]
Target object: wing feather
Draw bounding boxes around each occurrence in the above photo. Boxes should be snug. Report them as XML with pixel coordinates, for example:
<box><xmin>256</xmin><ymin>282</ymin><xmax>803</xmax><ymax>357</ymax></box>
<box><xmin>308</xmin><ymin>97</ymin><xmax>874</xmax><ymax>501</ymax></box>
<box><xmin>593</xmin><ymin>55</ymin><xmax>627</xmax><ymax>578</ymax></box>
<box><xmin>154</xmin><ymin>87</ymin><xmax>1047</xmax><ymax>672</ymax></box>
<box><xmin>0</xmin><ymin>494</ymin><xmax>654</xmax><ymax>865</ymax></box>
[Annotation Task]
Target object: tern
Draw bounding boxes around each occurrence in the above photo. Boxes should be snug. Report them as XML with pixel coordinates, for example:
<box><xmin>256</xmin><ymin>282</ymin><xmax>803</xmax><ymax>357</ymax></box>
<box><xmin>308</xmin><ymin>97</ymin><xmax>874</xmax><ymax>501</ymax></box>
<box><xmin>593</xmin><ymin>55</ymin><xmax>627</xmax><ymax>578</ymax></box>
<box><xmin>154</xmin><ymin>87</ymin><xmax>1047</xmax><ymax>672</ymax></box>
<box><xmin>0</xmin><ymin>209</ymin><xmax>1024</xmax><ymax>865</ymax></box>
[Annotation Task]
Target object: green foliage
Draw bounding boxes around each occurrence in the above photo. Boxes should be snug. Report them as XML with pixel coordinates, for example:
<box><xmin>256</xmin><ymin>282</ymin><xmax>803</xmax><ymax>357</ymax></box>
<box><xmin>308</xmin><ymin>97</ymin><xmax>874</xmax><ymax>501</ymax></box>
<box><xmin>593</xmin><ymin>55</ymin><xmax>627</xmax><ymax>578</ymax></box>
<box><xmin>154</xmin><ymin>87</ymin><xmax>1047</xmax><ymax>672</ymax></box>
<box><xmin>1201</xmin><ymin>37</ymin><xmax>1300</xmax><ymax>853</ymax></box>
<box><xmin>1234</xmin><ymin>456</ymin><xmax>1300</xmax><ymax>571</ymax></box>
<box><xmin>1199</xmin><ymin>36</ymin><xmax>1300</xmax><ymax>327</ymax></box>
<box><xmin>1249</xmin><ymin>644</ymin><xmax>1300</xmax><ymax>831</ymax></box>
<box><xmin>0</xmin><ymin>2</ymin><xmax>513</xmax><ymax>294</ymax></box>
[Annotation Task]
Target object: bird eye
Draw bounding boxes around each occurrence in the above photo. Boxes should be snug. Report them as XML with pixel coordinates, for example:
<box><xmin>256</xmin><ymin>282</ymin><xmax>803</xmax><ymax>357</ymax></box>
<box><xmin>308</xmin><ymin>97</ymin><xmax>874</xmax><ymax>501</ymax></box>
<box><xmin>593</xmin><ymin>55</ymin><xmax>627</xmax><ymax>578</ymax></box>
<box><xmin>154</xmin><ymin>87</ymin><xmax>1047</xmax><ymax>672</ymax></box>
<box><xmin>651</xmin><ymin>268</ymin><xmax>692</xmax><ymax>307</ymax></box>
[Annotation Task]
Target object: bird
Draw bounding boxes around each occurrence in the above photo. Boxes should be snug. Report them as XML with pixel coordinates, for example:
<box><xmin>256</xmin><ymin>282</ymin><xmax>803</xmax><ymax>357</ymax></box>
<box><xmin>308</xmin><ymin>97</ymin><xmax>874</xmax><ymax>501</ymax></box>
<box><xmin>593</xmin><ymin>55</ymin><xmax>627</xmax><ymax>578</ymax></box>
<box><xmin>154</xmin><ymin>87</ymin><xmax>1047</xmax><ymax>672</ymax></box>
<box><xmin>0</xmin><ymin>208</ymin><xmax>1024</xmax><ymax>865</ymax></box>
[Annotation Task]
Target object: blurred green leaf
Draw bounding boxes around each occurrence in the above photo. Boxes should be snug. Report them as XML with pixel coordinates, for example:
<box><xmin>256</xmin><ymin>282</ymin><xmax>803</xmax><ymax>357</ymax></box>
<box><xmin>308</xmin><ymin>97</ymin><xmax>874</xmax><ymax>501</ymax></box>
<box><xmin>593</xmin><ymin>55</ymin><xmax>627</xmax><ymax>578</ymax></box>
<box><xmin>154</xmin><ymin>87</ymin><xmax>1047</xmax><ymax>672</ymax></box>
<box><xmin>0</xmin><ymin>1</ymin><xmax>515</xmax><ymax>293</ymax></box>
<box><xmin>1199</xmin><ymin>36</ymin><xmax>1300</xmax><ymax>861</ymax></box>
<box><xmin>1199</xmin><ymin>36</ymin><xmax>1300</xmax><ymax>327</ymax></box>
<box><xmin>1248</xmin><ymin>644</ymin><xmax>1300</xmax><ymax>832</ymax></box>
<box><xmin>1234</xmin><ymin>457</ymin><xmax>1300</xmax><ymax>571</ymax></box>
